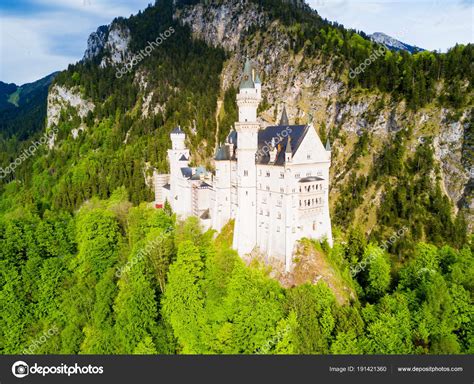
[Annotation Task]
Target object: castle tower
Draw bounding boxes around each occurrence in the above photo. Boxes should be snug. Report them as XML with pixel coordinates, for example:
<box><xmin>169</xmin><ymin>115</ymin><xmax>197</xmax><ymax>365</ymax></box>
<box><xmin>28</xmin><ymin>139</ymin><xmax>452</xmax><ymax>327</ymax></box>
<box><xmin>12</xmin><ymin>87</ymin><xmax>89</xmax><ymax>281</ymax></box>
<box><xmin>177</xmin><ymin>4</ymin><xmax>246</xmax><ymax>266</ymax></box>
<box><xmin>233</xmin><ymin>59</ymin><xmax>261</xmax><ymax>255</ymax></box>
<box><xmin>168</xmin><ymin>126</ymin><xmax>190</xmax><ymax>215</ymax></box>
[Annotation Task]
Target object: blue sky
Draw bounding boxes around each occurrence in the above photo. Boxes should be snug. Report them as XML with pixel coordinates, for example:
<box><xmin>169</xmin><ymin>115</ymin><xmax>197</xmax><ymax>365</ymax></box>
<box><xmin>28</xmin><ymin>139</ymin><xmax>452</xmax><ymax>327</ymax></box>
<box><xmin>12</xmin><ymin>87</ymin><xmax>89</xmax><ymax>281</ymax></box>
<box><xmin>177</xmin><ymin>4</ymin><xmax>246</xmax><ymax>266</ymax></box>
<box><xmin>0</xmin><ymin>0</ymin><xmax>472</xmax><ymax>85</ymax></box>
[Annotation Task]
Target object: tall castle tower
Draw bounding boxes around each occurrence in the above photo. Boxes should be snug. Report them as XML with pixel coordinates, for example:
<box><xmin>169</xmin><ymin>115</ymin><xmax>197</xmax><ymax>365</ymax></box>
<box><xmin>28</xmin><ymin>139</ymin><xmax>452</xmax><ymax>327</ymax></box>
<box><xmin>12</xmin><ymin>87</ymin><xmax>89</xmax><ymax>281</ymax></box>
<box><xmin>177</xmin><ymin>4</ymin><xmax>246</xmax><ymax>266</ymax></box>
<box><xmin>232</xmin><ymin>59</ymin><xmax>261</xmax><ymax>255</ymax></box>
<box><xmin>168</xmin><ymin>126</ymin><xmax>190</xmax><ymax>215</ymax></box>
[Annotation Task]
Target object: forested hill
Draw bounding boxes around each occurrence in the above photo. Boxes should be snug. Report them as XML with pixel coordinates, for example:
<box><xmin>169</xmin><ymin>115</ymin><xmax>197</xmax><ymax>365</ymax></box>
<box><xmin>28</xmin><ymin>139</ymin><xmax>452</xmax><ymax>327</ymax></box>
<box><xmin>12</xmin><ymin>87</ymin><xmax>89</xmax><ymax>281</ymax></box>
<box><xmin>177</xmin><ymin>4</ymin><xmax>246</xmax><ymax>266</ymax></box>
<box><xmin>0</xmin><ymin>72</ymin><xmax>58</xmax><ymax>175</ymax></box>
<box><xmin>0</xmin><ymin>0</ymin><xmax>473</xmax><ymax>356</ymax></box>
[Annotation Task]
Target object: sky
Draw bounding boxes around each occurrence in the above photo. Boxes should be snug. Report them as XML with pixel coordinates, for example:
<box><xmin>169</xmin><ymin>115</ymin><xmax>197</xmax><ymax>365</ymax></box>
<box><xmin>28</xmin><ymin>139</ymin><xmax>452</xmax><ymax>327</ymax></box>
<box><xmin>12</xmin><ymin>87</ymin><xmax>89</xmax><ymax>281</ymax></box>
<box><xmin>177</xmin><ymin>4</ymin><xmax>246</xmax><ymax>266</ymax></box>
<box><xmin>0</xmin><ymin>0</ymin><xmax>473</xmax><ymax>85</ymax></box>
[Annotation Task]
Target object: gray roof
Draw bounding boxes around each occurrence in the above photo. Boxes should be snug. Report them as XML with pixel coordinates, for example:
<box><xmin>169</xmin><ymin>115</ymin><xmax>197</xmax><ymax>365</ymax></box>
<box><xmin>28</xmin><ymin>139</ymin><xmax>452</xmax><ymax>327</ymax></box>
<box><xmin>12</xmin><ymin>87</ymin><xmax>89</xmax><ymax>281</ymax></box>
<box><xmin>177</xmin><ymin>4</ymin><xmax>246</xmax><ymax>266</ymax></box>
<box><xmin>215</xmin><ymin>145</ymin><xmax>231</xmax><ymax>161</ymax></box>
<box><xmin>256</xmin><ymin>125</ymin><xmax>308</xmax><ymax>166</ymax></box>
<box><xmin>227</xmin><ymin>130</ymin><xmax>237</xmax><ymax>145</ymax></box>
<box><xmin>325</xmin><ymin>138</ymin><xmax>331</xmax><ymax>151</ymax></box>
<box><xmin>239</xmin><ymin>59</ymin><xmax>255</xmax><ymax>89</ymax></box>
<box><xmin>171</xmin><ymin>126</ymin><xmax>184</xmax><ymax>134</ymax></box>
<box><xmin>285</xmin><ymin>135</ymin><xmax>292</xmax><ymax>153</ymax></box>
<box><xmin>163</xmin><ymin>183</ymin><xmax>171</xmax><ymax>190</ymax></box>
<box><xmin>179</xmin><ymin>154</ymin><xmax>189</xmax><ymax>161</ymax></box>
<box><xmin>180</xmin><ymin>167</ymin><xmax>193</xmax><ymax>178</ymax></box>
<box><xmin>279</xmin><ymin>106</ymin><xmax>289</xmax><ymax>126</ymax></box>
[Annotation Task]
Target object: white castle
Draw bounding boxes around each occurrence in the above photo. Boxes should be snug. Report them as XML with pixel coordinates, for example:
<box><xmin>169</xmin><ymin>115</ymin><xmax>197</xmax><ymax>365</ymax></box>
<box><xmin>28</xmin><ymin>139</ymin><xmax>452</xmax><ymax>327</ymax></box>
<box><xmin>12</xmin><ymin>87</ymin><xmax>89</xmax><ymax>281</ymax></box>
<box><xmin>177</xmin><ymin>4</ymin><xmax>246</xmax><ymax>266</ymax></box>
<box><xmin>154</xmin><ymin>60</ymin><xmax>333</xmax><ymax>271</ymax></box>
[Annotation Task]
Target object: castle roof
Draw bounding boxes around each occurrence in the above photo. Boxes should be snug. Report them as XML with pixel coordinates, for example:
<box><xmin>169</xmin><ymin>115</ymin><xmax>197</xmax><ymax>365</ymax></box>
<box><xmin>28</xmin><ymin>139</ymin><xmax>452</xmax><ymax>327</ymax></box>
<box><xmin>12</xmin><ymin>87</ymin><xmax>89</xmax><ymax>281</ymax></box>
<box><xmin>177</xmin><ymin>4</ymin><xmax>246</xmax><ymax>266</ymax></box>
<box><xmin>240</xmin><ymin>59</ymin><xmax>255</xmax><ymax>89</ymax></box>
<box><xmin>256</xmin><ymin>124</ymin><xmax>309</xmax><ymax>166</ymax></box>
<box><xmin>279</xmin><ymin>106</ymin><xmax>289</xmax><ymax>126</ymax></box>
<box><xmin>325</xmin><ymin>138</ymin><xmax>331</xmax><ymax>151</ymax></box>
<box><xmin>227</xmin><ymin>130</ymin><xmax>238</xmax><ymax>145</ymax></box>
<box><xmin>215</xmin><ymin>145</ymin><xmax>231</xmax><ymax>161</ymax></box>
<box><xmin>171</xmin><ymin>126</ymin><xmax>184</xmax><ymax>134</ymax></box>
<box><xmin>179</xmin><ymin>154</ymin><xmax>189</xmax><ymax>161</ymax></box>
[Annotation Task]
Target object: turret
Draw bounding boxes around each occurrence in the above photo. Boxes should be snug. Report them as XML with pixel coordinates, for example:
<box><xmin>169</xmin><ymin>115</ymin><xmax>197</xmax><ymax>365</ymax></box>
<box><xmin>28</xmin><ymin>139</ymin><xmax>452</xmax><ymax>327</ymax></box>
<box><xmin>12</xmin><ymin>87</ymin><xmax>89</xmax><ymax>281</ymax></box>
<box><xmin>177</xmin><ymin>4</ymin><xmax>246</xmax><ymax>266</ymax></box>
<box><xmin>325</xmin><ymin>138</ymin><xmax>331</xmax><ymax>152</ymax></box>
<box><xmin>170</xmin><ymin>126</ymin><xmax>185</xmax><ymax>150</ymax></box>
<box><xmin>279</xmin><ymin>105</ymin><xmax>289</xmax><ymax>126</ymax></box>
<box><xmin>237</xmin><ymin>59</ymin><xmax>262</xmax><ymax>123</ymax></box>
<box><xmin>285</xmin><ymin>135</ymin><xmax>292</xmax><ymax>163</ymax></box>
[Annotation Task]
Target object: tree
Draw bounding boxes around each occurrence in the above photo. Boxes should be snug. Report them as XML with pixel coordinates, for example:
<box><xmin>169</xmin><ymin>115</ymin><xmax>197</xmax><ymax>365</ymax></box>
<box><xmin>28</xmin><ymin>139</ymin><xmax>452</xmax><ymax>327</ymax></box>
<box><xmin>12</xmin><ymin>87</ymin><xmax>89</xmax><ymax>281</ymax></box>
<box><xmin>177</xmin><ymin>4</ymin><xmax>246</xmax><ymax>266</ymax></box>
<box><xmin>286</xmin><ymin>283</ymin><xmax>336</xmax><ymax>354</ymax></box>
<box><xmin>222</xmin><ymin>261</ymin><xmax>285</xmax><ymax>354</ymax></box>
<box><xmin>162</xmin><ymin>240</ymin><xmax>207</xmax><ymax>353</ymax></box>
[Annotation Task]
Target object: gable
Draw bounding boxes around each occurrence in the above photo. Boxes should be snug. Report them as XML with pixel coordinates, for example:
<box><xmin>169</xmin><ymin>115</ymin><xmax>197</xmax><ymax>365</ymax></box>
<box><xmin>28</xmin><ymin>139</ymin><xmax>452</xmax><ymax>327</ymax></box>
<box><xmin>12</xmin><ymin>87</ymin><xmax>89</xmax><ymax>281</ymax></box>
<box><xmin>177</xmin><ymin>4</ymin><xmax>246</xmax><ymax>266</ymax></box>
<box><xmin>292</xmin><ymin>124</ymin><xmax>329</xmax><ymax>164</ymax></box>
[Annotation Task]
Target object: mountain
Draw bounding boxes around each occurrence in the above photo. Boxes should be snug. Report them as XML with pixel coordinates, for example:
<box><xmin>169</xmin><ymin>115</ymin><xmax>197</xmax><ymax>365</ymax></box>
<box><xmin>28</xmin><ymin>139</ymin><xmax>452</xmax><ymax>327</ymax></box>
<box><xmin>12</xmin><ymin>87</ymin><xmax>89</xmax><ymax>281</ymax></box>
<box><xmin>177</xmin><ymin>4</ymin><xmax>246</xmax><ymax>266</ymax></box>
<box><xmin>369</xmin><ymin>32</ymin><xmax>425</xmax><ymax>53</ymax></box>
<box><xmin>0</xmin><ymin>0</ymin><xmax>472</xmax><ymax>357</ymax></box>
<box><xmin>0</xmin><ymin>72</ymin><xmax>58</xmax><ymax>141</ymax></box>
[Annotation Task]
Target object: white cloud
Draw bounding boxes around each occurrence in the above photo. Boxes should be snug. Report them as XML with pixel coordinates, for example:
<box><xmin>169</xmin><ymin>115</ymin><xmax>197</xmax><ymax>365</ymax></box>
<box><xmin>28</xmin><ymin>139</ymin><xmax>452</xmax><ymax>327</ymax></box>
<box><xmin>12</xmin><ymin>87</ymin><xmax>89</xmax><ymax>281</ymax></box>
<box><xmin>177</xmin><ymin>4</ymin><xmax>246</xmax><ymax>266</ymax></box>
<box><xmin>0</xmin><ymin>0</ymin><xmax>151</xmax><ymax>84</ymax></box>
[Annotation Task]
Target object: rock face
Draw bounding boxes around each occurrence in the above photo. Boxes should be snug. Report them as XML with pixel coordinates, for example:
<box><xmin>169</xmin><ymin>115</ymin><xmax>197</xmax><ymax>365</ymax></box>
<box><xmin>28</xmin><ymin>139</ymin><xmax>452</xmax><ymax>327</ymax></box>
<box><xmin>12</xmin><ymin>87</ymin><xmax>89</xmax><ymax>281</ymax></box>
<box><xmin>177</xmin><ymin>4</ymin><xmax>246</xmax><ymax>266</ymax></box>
<box><xmin>83</xmin><ymin>25</ymin><xmax>109</xmax><ymax>61</ymax></box>
<box><xmin>176</xmin><ymin>0</ymin><xmax>266</xmax><ymax>51</ymax></box>
<box><xmin>82</xmin><ymin>23</ymin><xmax>131</xmax><ymax>67</ymax></box>
<box><xmin>46</xmin><ymin>85</ymin><xmax>95</xmax><ymax>146</ymax></box>
<box><xmin>100</xmin><ymin>24</ymin><xmax>131</xmax><ymax>67</ymax></box>
<box><xmin>369</xmin><ymin>32</ymin><xmax>424</xmax><ymax>54</ymax></box>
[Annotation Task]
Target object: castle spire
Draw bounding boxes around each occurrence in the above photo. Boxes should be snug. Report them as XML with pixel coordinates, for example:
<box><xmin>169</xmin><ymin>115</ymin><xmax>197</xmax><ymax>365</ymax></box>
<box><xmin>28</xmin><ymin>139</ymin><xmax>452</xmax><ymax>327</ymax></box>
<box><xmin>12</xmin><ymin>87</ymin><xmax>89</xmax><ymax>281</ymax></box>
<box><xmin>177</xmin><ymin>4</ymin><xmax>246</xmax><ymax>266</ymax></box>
<box><xmin>239</xmin><ymin>58</ymin><xmax>255</xmax><ymax>89</ymax></box>
<box><xmin>286</xmin><ymin>135</ymin><xmax>292</xmax><ymax>153</ymax></box>
<box><xmin>279</xmin><ymin>105</ymin><xmax>289</xmax><ymax>126</ymax></box>
<box><xmin>325</xmin><ymin>138</ymin><xmax>331</xmax><ymax>151</ymax></box>
<box><xmin>254</xmin><ymin>72</ymin><xmax>261</xmax><ymax>84</ymax></box>
<box><xmin>285</xmin><ymin>135</ymin><xmax>292</xmax><ymax>163</ymax></box>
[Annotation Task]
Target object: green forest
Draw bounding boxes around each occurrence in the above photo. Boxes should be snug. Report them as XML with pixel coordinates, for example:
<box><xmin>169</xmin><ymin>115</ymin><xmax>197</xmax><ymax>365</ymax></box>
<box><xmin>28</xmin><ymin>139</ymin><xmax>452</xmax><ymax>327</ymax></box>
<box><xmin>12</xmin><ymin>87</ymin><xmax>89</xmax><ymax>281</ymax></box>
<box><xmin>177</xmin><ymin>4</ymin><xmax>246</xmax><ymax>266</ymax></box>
<box><xmin>0</xmin><ymin>0</ymin><xmax>473</xmax><ymax>355</ymax></box>
<box><xmin>1</xmin><ymin>190</ymin><xmax>472</xmax><ymax>354</ymax></box>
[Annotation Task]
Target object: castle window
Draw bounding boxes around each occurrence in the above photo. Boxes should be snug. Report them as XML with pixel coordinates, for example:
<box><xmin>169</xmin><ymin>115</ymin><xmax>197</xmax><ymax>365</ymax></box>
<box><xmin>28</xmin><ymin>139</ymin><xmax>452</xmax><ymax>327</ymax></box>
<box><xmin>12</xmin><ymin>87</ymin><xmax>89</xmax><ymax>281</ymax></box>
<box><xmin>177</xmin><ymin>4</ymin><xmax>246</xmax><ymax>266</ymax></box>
<box><xmin>244</xmin><ymin>170</ymin><xmax>248</xmax><ymax>176</ymax></box>
<box><xmin>266</xmin><ymin>171</ymin><xmax>270</xmax><ymax>177</ymax></box>
<box><xmin>280</xmin><ymin>187</ymin><xmax>284</xmax><ymax>193</ymax></box>
<box><xmin>259</xmin><ymin>170</ymin><xmax>262</xmax><ymax>176</ymax></box>
<box><xmin>277</xmin><ymin>226</ymin><xmax>280</xmax><ymax>232</ymax></box>
<box><xmin>266</xmin><ymin>186</ymin><xmax>270</xmax><ymax>191</ymax></box>
<box><xmin>295</xmin><ymin>173</ymin><xmax>300</xmax><ymax>178</ymax></box>
<box><xmin>306</xmin><ymin>172</ymin><xmax>311</xmax><ymax>176</ymax></box>
<box><xmin>307</xmin><ymin>154</ymin><xmax>311</xmax><ymax>160</ymax></box>
<box><xmin>280</xmin><ymin>172</ymin><xmax>284</xmax><ymax>179</ymax></box>
<box><xmin>277</xmin><ymin>212</ymin><xmax>281</xmax><ymax>219</ymax></box>
<box><xmin>266</xmin><ymin>211</ymin><xmax>270</xmax><ymax>217</ymax></box>
<box><xmin>313</xmin><ymin>222</ymin><xmax>316</xmax><ymax>230</ymax></box>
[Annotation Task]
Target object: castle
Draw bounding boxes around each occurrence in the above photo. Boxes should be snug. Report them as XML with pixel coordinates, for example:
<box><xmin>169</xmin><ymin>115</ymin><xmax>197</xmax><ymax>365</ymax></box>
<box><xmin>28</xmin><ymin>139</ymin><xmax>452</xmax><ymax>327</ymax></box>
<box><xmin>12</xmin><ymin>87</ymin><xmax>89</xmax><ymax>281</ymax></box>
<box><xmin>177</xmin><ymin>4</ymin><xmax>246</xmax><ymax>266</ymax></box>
<box><xmin>154</xmin><ymin>60</ymin><xmax>333</xmax><ymax>271</ymax></box>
